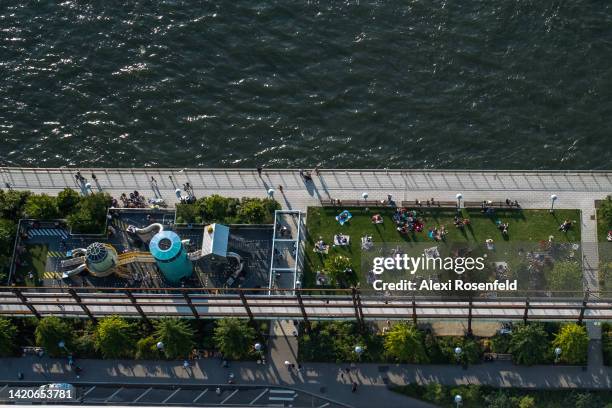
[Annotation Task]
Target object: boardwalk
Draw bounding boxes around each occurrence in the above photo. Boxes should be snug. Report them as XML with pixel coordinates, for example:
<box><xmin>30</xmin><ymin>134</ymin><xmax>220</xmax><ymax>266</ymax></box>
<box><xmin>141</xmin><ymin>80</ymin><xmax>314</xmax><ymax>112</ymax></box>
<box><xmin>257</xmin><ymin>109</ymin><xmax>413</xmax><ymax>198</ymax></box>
<box><xmin>2</xmin><ymin>167</ymin><xmax>611</xmax><ymax>336</ymax></box>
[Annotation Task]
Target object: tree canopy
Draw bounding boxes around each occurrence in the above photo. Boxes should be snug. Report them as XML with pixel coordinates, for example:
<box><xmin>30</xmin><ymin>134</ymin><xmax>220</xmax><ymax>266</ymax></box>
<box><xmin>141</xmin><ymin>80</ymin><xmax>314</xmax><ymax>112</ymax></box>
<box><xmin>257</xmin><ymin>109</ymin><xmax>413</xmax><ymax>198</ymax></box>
<box><xmin>0</xmin><ymin>318</ymin><xmax>17</xmax><ymax>357</ymax></box>
<box><xmin>547</xmin><ymin>261</ymin><xmax>583</xmax><ymax>292</ymax></box>
<box><xmin>213</xmin><ymin>318</ymin><xmax>256</xmax><ymax>360</ymax></box>
<box><xmin>35</xmin><ymin>316</ymin><xmax>73</xmax><ymax>357</ymax></box>
<box><xmin>384</xmin><ymin>322</ymin><xmax>429</xmax><ymax>363</ymax></box>
<box><xmin>94</xmin><ymin>316</ymin><xmax>136</xmax><ymax>359</ymax></box>
<box><xmin>552</xmin><ymin>323</ymin><xmax>588</xmax><ymax>365</ymax></box>
<box><xmin>154</xmin><ymin>318</ymin><xmax>195</xmax><ymax>359</ymax></box>
<box><xmin>508</xmin><ymin>323</ymin><xmax>549</xmax><ymax>365</ymax></box>
<box><xmin>24</xmin><ymin>194</ymin><xmax>59</xmax><ymax>220</ymax></box>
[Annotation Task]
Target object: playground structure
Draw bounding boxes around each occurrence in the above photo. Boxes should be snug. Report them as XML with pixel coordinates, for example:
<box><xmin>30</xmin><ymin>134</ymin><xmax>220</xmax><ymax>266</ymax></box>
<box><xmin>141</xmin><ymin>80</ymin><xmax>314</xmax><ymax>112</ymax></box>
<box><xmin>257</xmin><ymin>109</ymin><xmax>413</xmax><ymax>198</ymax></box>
<box><xmin>59</xmin><ymin>221</ymin><xmax>244</xmax><ymax>286</ymax></box>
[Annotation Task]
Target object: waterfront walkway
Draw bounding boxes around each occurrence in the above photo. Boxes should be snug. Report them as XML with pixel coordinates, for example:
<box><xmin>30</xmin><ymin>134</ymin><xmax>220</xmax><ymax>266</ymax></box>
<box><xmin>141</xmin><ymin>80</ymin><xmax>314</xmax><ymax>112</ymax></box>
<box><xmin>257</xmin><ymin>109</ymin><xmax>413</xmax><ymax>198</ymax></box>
<box><xmin>2</xmin><ymin>356</ymin><xmax>612</xmax><ymax>408</ymax></box>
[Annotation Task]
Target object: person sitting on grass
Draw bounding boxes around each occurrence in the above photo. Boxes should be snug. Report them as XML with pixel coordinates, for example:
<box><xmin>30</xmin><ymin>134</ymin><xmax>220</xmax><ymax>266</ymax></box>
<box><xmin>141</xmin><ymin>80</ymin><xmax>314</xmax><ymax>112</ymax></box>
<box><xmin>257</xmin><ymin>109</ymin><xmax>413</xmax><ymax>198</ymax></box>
<box><xmin>498</xmin><ymin>222</ymin><xmax>509</xmax><ymax>236</ymax></box>
<box><xmin>559</xmin><ymin>219</ymin><xmax>572</xmax><ymax>232</ymax></box>
<box><xmin>607</xmin><ymin>230</ymin><xmax>612</xmax><ymax>242</ymax></box>
<box><xmin>485</xmin><ymin>238</ymin><xmax>495</xmax><ymax>250</ymax></box>
<box><xmin>371</xmin><ymin>214</ymin><xmax>383</xmax><ymax>224</ymax></box>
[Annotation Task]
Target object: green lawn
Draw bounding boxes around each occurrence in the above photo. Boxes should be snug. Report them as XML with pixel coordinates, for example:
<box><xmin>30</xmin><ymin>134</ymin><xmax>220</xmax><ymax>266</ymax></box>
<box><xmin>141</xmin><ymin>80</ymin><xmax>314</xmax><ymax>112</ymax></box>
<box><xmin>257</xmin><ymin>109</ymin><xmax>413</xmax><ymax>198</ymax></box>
<box><xmin>598</xmin><ymin>208</ymin><xmax>611</xmax><ymax>243</ymax></box>
<box><xmin>304</xmin><ymin>207</ymin><xmax>581</xmax><ymax>291</ymax></box>
<box><xmin>15</xmin><ymin>244</ymin><xmax>48</xmax><ymax>286</ymax></box>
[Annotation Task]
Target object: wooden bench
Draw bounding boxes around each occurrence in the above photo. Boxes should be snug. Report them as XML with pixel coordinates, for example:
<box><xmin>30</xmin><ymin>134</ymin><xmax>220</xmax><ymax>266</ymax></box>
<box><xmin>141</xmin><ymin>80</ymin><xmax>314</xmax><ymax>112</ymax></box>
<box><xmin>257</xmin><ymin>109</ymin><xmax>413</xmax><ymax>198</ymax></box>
<box><xmin>400</xmin><ymin>200</ymin><xmax>457</xmax><ymax>208</ymax></box>
<box><xmin>320</xmin><ymin>199</ymin><xmax>390</xmax><ymax>208</ymax></box>
<box><xmin>464</xmin><ymin>201</ymin><xmax>521</xmax><ymax>209</ymax></box>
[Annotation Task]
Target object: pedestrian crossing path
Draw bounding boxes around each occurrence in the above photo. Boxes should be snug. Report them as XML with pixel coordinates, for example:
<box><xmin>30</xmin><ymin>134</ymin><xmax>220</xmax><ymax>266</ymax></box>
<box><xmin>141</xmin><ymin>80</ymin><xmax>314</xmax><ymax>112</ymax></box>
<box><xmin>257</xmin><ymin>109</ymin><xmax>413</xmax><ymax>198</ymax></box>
<box><xmin>27</xmin><ymin>228</ymin><xmax>69</xmax><ymax>239</ymax></box>
<box><xmin>268</xmin><ymin>389</ymin><xmax>296</xmax><ymax>403</ymax></box>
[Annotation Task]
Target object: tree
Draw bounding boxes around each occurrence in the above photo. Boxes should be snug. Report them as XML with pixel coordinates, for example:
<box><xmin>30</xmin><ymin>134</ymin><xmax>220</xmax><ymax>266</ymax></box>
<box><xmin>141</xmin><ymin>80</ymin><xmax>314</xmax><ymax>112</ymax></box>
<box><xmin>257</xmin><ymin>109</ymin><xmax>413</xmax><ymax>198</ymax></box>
<box><xmin>603</xmin><ymin>329</ymin><xmax>612</xmax><ymax>365</ymax></box>
<box><xmin>547</xmin><ymin>261</ymin><xmax>582</xmax><ymax>292</ymax></box>
<box><xmin>324</xmin><ymin>255</ymin><xmax>357</xmax><ymax>287</ymax></box>
<box><xmin>384</xmin><ymin>322</ymin><xmax>429</xmax><ymax>363</ymax></box>
<box><xmin>154</xmin><ymin>318</ymin><xmax>195</xmax><ymax>359</ymax></box>
<box><xmin>600</xmin><ymin>195</ymin><xmax>612</xmax><ymax>226</ymax></box>
<box><xmin>237</xmin><ymin>198</ymin><xmax>267</xmax><ymax>223</ymax></box>
<box><xmin>509</xmin><ymin>323</ymin><xmax>549</xmax><ymax>365</ymax></box>
<box><xmin>553</xmin><ymin>323</ymin><xmax>588</xmax><ymax>365</ymax></box>
<box><xmin>67</xmin><ymin>192</ymin><xmax>111</xmax><ymax>233</ymax></box>
<box><xmin>35</xmin><ymin>317</ymin><xmax>73</xmax><ymax>357</ymax></box>
<box><xmin>213</xmin><ymin>318</ymin><xmax>256</xmax><ymax>360</ymax></box>
<box><xmin>94</xmin><ymin>316</ymin><xmax>136</xmax><ymax>359</ymax></box>
<box><xmin>518</xmin><ymin>395</ymin><xmax>536</xmax><ymax>408</ymax></box>
<box><xmin>0</xmin><ymin>219</ymin><xmax>16</xmax><ymax>255</ymax></box>
<box><xmin>0</xmin><ymin>190</ymin><xmax>30</xmax><ymax>219</ymax></box>
<box><xmin>24</xmin><ymin>194</ymin><xmax>59</xmax><ymax>220</ymax></box>
<box><xmin>176</xmin><ymin>203</ymin><xmax>200</xmax><ymax>224</ymax></box>
<box><xmin>483</xmin><ymin>391</ymin><xmax>513</xmax><ymax>408</ymax></box>
<box><xmin>200</xmin><ymin>195</ymin><xmax>238</xmax><ymax>222</ymax></box>
<box><xmin>0</xmin><ymin>318</ymin><xmax>17</xmax><ymax>356</ymax></box>
<box><xmin>57</xmin><ymin>188</ymin><xmax>81</xmax><ymax>216</ymax></box>
<box><xmin>135</xmin><ymin>336</ymin><xmax>159</xmax><ymax>360</ymax></box>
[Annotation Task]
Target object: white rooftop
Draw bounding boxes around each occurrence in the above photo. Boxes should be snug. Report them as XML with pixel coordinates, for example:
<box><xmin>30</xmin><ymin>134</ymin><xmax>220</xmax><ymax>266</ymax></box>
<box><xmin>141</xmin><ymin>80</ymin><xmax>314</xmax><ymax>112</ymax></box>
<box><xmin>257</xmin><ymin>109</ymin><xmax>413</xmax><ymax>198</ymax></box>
<box><xmin>201</xmin><ymin>223</ymin><xmax>229</xmax><ymax>257</ymax></box>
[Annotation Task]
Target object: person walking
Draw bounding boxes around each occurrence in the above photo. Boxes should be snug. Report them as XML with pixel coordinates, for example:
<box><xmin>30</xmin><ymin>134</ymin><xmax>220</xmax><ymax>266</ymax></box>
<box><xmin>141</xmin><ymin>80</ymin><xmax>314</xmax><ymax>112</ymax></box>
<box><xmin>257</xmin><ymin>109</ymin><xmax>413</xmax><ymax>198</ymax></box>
<box><xmin>257</xmin><ymin>166</ymin><xmax>263</xmax><ymax>176</ymax></box>
<box><xmin>351</xmin><ymin>382</ymin><xmax>357</xmax><ymax>393</ymax></box>
<box><xmin>91</xmin><ymin>173</ymin><xmax>97</xmax><ymax>180</ymax></box>
<box><xmin>278</xmin><ymin>185</ymin><xmax>283</xmax><ymax>193</ymax></box>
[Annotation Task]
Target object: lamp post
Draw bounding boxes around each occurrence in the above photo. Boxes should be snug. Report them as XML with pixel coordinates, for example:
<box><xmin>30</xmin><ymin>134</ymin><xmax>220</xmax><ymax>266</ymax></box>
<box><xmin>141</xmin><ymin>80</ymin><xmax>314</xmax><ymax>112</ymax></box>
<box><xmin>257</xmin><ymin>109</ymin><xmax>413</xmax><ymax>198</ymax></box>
<box><xmin>58</xmin><ymin>341</ymin><xmax>66</xmax><ymax>350</ymax></box>
<box><xmin>354</xmin><ymin>345</ymin><xmax>363</xmax><ymax>361</ymax></box>
<box><xmin>454</xmin><ymin>346</ymin><xmax>462</xmax><ymax>364</ymax></box>
<box><xmin>156</xmin><ymin>341</ymin><xmax>164</xmax><ymax>352</ymax></box>
<box><xmin>550</xmin><ymin>194</ymin><xmax>558</xmax><ymax>213</ymax></box>
<box><xmin>454</xmin><ymin>394</ymin><xmax>463</xmax><ymax>407</ymax></box>
<box><xmin>456</xmin><ymin>193</ymin><xmax>463</xmax><ymax>209</ymax></box>
<box><xmin>554</xmin><ymin>347</ymin><xmax>562</xmax><ymax>363</ymax></box>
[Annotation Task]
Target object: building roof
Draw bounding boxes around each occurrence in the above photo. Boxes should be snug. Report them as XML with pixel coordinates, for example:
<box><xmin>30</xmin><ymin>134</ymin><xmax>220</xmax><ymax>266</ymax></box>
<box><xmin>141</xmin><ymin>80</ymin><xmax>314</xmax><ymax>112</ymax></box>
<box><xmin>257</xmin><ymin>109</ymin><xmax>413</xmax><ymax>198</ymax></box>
<box><xmin>201</xmin><ymin>223</ymin><xmax>229</xmax><ymax>257</ymax></box>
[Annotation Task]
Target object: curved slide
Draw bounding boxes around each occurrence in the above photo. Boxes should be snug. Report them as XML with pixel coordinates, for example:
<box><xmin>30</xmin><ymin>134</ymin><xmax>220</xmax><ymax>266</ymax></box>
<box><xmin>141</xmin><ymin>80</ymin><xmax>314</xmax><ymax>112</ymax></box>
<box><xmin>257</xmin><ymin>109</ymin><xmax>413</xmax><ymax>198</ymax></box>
<box><xmin>62</xmin><ymin>263</ymin><xmax>87</xmax><ymax>279</ymax></box>
<box><xmin>128</xmin><ymin>223</ymin><xmax>164</xmax><ymax>242</ymax></box>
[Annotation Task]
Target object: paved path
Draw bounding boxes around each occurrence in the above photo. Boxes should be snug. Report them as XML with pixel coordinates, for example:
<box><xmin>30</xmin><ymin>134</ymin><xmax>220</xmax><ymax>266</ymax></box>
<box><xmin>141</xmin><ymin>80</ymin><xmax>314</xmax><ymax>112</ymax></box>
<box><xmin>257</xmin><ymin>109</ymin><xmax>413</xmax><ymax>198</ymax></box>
<box><xmin>2</xmin><ymin>357</ymin><xmax>611</xmax><ymax>408</ymax></box>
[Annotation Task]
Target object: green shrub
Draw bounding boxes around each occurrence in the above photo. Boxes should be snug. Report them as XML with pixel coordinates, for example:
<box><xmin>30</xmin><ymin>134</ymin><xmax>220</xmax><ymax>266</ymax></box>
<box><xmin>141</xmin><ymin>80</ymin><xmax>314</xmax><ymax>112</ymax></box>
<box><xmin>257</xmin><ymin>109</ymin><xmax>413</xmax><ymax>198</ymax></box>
<box><xmin>237</xmin><ymin>198</ymin><xmax>267</xmax><ymax>223</ymax></box>
<box><xmin>35</xmin><ymin>317</ymin><xmax>73</xmax><ymax>357</ymax></box>
<box><xmin>94</xmin><ymin>316</ymin><xmax>136</xmax><ymax>359</ymax></box>
<box><xmin>57</xmin><ymin>188</ymin><xmax>81</xmax><ymax>216</ymax></box>
<box><xmin>384</xmin><ymin>322</ymin><xmax>429</xmax><ymax>363</ymax></box>
<box><xmin>0</xmin><ymin>190</ymin><xmax>30</xmax><ymax>219</ymax></box>
<box><xmin>176</xmin><ymin>203</ymin><xmax>200</xmax><ymax>224</ymax></box>
<box><xmin>553</xmin><ymin>323</ymin><xmax>588</xmax><ymax>365</ymax></box>
<box><xmin>154</xmin><ymin>318</ymin><xmax>195</xmax><ymax>359</ymax></box>
<box><xmin>135</xmin><ymin>336</ymin><xmax>159</xmax><ymax>360</ymax></box>
<box><xmin>323</xmin><ymin>255</ymin><xmax>357</xmax><ymax>287</ymax></box>
<box><xmin>0</xmin><ymin>318</ymin><xmax>17</xmax><ymax>356</ymax></box>
<box><xmin>603</xmin><ymin>329</ymin><xmax>612</xmax><ymax>365</ymax></box>
<box><xmin>201</xmin><ymin>195</ymin><xmax>239</xmax><ymax>222</ymax></box>
<box><xmin>509</xmin><ymin>323</ymin><xmax>549</xmax><ymax>366</ymax></box>
<box><xmin>67</xmin><ymin>192</ymin><xmax>111</xmax><ymax>233</ymax></box>
<box><xmin>422</xmin><ymin>382</ymin><xmax>445</xmax><ymax>404</ymax></box>
<box><xmin>24</xmin><ymin>194</ymin><xmax>59</xmax><ymax>220</ymax></box>
<box><xmin>490</xmin><ymin>333</ymin><xmax>512</xmax><ymax>354</ymax></box>
<box><xmin>213</xmin><ymin>318</ymin><xmax>256</xmax><ymax>360</ymax></box>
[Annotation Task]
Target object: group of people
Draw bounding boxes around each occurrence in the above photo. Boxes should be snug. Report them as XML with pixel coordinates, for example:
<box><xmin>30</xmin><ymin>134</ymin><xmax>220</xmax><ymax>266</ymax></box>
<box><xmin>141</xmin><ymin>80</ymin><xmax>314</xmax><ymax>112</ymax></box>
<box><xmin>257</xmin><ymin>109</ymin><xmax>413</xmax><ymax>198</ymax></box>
<box><xmin>393</xmin><ymin>208</ymin><xmax>424</xmax><ymax>234</ymax></box>
<box><xmin>427</xmin><ymin>225</ymin><xmax>447</xmax><ymax>241</ymax></box>
<box><xmin>119</xmin><ymin>191</ymin><xmax>147</xmax><ymax>208</ymax></box>
<box><xmin>453</xmin><ymin>215</ymin><xmax>471</xmax><ymax>229</ymax></box>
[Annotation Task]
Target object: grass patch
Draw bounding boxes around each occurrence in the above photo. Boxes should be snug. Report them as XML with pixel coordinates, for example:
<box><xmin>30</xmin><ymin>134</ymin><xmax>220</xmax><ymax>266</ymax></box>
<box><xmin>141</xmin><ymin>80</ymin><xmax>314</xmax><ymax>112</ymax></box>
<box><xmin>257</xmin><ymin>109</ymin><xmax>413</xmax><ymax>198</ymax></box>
<box><xmin>15</xmin><ymin>244</ymin><xmax>48</xmax><ymax>286</ymax></box>
<box><xmin>393</xmin><ymin>383</ymin><xmax>612</xmax><ymax>408</ymax></box>
<box><xmin>304</xmin><ymin>207</ymin><xmax>581</xmax><ymax>290</ymax></box>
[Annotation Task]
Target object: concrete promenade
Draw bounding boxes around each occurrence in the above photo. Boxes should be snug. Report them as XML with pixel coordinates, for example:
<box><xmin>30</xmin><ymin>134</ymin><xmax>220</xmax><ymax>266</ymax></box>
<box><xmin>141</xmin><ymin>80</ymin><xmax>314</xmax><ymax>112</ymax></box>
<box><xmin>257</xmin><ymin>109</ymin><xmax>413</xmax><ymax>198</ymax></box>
<box><xmin>2</xmin><ymin>356</ymin><xmax>612</xmax><ymax>408</ymax></box>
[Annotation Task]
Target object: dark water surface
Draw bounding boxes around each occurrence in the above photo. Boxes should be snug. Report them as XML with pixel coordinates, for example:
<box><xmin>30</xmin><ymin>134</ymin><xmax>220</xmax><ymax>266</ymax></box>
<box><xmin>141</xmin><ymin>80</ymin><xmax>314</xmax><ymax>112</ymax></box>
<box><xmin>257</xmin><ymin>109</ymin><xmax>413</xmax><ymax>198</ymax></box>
<box><xmin>1</xmin><ymin>1</ymin><xmax>612</xmax><ymax>169</ymax></box>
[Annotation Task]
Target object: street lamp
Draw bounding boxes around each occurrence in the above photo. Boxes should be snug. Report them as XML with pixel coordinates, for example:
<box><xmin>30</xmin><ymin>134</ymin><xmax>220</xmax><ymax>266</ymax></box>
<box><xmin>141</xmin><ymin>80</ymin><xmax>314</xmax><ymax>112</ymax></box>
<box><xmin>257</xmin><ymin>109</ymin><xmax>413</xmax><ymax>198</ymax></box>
<box><xmin>550</xmin><ymin>194</ymin><xmax>558</xmax><ymax>213</ymax></box>
<box><xmin>58</xmin><ymin>341</ymin><xmax>66</xmax><ymax>350</ymax></box>
<box><xmin>354</xmin><ymin>345</ymin><xmax>364</xmax><ymax>362</ymax></box>
<box><xmin>456</xmin><ymin>193</ymin><xmax>463</xmax><ymax>209</ymax></box>
<box><xmin>156</xmin><ymin>341</ymin><xmax>164</xmax><ymax>351</ymax></box>
<box><xmin>454</xmin><ymin>346</ymin><xmax>462</xmax><ymax>364</ymax></box>
<box><xmin>554</xmin><ymin>347</ymin><xmax>562</xmax><ymax>363</ymax></box>
<box><xmin>254</xmin><ymin>342</ymin><xmax>262</xmax><ymax>352</ymax></box>
<box><xmin>362</xmin><ymin>192</ymin><xmax>368</xmax><ymax>200</ymax></box>
<box><xmin>454</xmin><ymin>394</ymin><xmax>463</xmax><ymax>407</ymax></box>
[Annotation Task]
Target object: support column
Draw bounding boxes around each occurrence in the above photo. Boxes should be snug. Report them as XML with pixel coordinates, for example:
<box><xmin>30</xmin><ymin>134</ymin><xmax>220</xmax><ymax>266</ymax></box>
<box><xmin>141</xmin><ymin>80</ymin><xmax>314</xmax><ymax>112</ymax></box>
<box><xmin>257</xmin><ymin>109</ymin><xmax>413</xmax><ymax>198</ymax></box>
<box><xmin>239</xmin><ymin>291</ymin><xmax>255</xmax><ymax>323</ymax></box>
<box><xmin>67</xmin><ymin>288</ymin><xmax>97</xmax><ymax>323</ymax></box>
<box><xmin>295</xmin><ymin>292</ymin><xmax>311</xmax><ymax>332</ymax></box>
<box><xmin>182</xmin><ymin>292</ymin><xmax>200</xmax><ymax>319</ymax></box>
<box><xmin>523</xmin><ymin>298</ymin><xmax>530</xmax><ymax>324</ymax></box>
<box><xmin>412</xmin><ymin>295</ymin><xmax>417</xmax><ymax>325</ymax></box>
<box><xmin>350</xmin><ymin>288</ymin><xmax>363</xmax><ymax>329</ymax></box>
<box><xmin>578</xmin><ymin>290</ymin><xmax>590</xmax><ymax>325</ymax></box>
<box><xmin>12</xmin><ymin>288</ymin><xmax>41</xmax><ymax>319</ymax></box>
<box><xmin>467</xmin><ymin>299</ymin><xmax>473</xmax><ymax>337</ymax></box>
<box><xmin>125</xmin><ymin>291</ymin><xmax>152</xmax><ymax>328</ymax></box>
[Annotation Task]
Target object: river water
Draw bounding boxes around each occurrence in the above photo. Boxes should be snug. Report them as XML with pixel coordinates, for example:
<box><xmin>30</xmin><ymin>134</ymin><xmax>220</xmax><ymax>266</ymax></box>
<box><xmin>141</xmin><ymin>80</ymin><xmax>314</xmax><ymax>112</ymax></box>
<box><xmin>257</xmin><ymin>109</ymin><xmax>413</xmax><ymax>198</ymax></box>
<box><xmin>1</xmin><ymin>1</ymin><xmax>611</xmax><ymax>169</ymax></box>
